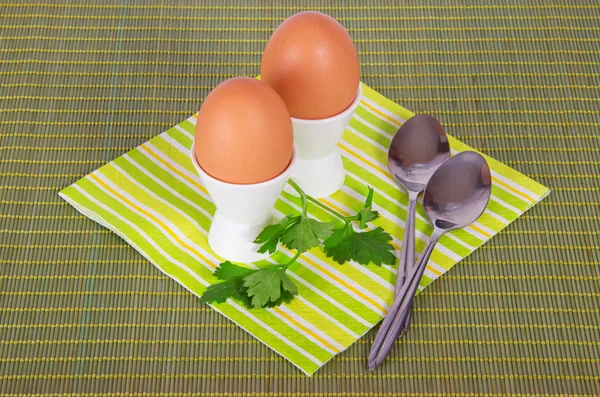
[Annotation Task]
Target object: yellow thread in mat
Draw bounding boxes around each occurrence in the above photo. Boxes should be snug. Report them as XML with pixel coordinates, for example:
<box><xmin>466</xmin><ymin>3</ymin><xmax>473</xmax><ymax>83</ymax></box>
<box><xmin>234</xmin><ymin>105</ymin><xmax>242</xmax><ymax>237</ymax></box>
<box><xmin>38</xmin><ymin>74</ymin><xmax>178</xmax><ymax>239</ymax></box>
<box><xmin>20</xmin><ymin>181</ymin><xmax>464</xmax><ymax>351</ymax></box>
<box><xmin>1</xmin><ymin>200</ymin><xmax>70</xmax><ymax>205</ymax></box>
<box><xmin>0</xmin><ymin>373</ymin><xmax>599</xmax><ymax>381</ymax></box>
<box><xmin>1</xmin><ymin>355</ymin><xmax>598</xmax><ymax>364</ymax></box>
<box><xmin>3</xmin><ymin>3</ymin><xmax>600</xmax><ymax>9</ymax></box>
<box><xmin>8</xmin><ymin>47</ymin><xmax>600</xmax><ymax>55</ymax></box>
<box><xmin>272</xmin><ymin>308</ymin><xmax>340</xmax><ymax>353</ymax></box>
<box><xmin>0</xmin><ymin>159</ymin><xmax>107</xmax><ymax>164</ymax></box>
<box><xmin>2</xmin><ymin>321</ymin><xmax>598</xmax><ymax>330</ymax></box>
<box><xmin>4</xmin><ymin>67</ymin><xmax>600</xmax><ymax>75</ymax></box>
<box><xmin>1</xmin><ymin>133</ymin><xmax>157</xmax><ymax>139</ymax></box>
<box><xmin>392</xmin><ymin>95</ymin><xmax>600</xmax><ymax>101</ymax></box>
<box><xmin>0</xmin><ymin>323</ymin><xmax>236</xmax><ymax>329</ymax></box>
<box><xmin>6</xmin><ymin>35</ymin><xmax>600</xmax><ymax>44</ymax></box>
<box><xmin>445</xmin><ymin>122</ymin><xmax>600</xmax><ymax>127</ymax></box>
<box><xmin>0</xmin><ymin>274</ymin><xmax>165</xmax><ymax>279</ymax></box>
<box><xmin>3</xmin><ymin>336</ymin><xmax>600</xmax><ymax>346</ymax></box>
<box><xmin>0</xmin><ymin>259</ymin><xmax>158</xmax><ymax>264</ymax></box>
<box><xmin>4</xmin><ymin>13</ymin><xmax>600</xmax><ymax>21</ymax></box>
<box><xmin>1</xmin><ymin>229</ymin><xmax>110</xmax><ymax>233</ymax></box>
<box><xmin>374</xmin><ymin>84</ymin><xmax>600</xmax><ymax>90</ymax></box>
<box><xmin>4</xmin><ymin>82</ymin><xmax>600</xmax><ymax>90</ymax></box>
<box><xmin>0</xmin><ymin>173</ymin><xmax>102</xmax><ymax>178</ymax></box>
<box><xmin>3</xmin><ymin>24</ymin><xmax>600</xmax><ymax>32</ymax></box>
<box><xmin>1</xmin><ymin>212</ymin><xmax>85</xmax><ymax>216</ymax></box>
<box><xmin>140</xmin><ymin>144</ymin><xmax>208</xmax><ymax>195</ymax></box>
<box><xmin>1</xmin><ymin>146</ymin><xmax>146</xmax><ymax>151</ymax></box>
<box><xmin>89</xmin><ymin>173</ymin><xmax>215</xmax><ymax>269</ymax></box>
<box><xmin>1</xmin><ymin>95</ymin><xmax>207</xmax><ymax>101</ymax></box>
<box><xmin>0</xmin><ymin>108</ymin><xmax>193</xmax><ymax>114</ymax></box>
<box><xmin>485</xmin><ymin>148</ymin><xmax>600</xmax><ymax>153</ymax></box>
<box><xmin>0</xmin><ymin>241</ymin><xmax>127</xmax><ymax>247</ymax></box>
<box><xmin>0</xmin><ymin>291</ymin><xmax>193</xmax><ymax>296</ymax></box>
<box><xmin>0</xmin><ymin>59</ymin><xmax>596</xmax><ymax>67</ymax></box>
<box><xmin>6</xmin><ymin>59</ymin><xmax>600</xmax><ymax>67</ymax></box>
<box><xmin>437</xmin><ymin>109</ymin><xmax>600</xmax><ymax>115</ymax></box>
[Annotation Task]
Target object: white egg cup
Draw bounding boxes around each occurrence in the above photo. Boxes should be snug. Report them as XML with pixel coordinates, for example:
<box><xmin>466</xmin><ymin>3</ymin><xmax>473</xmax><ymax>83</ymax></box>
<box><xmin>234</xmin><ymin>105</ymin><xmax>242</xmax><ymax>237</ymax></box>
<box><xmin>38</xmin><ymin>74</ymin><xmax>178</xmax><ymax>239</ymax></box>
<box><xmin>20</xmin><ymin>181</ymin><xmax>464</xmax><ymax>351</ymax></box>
<box><xmin>290</xmin><ymin>84</ymin><xmax>362</xmax><ymax>198</ymax></box>
<box><xmin>190</xmin><ymin>143</ymin><xmax>298</xmax><ymax>263</ymax></box>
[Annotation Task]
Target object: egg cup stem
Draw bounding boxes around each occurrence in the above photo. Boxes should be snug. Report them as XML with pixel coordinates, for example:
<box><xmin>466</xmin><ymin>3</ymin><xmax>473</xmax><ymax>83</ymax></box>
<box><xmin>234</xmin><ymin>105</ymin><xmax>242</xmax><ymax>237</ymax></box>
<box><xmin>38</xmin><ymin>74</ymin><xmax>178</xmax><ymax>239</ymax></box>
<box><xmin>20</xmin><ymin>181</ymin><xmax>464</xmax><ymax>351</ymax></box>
<box><xmin>208</xmin><ymin>210</ymin><xmax>275</xmax><ymax>263</ymax></box>
<box><xmin>191</xmin><ymin>143</ymin><xmax>298</xmax><ymax>263</ymax></box>
<box><xmin>291</xmin><ymin>150</ymin><xmax>346</xmax><ymax>199</ymax></box>
<box><xmin>290</xmin><ymin>84</ymin><xmax>362</xmax><ymax>198</ymax></box>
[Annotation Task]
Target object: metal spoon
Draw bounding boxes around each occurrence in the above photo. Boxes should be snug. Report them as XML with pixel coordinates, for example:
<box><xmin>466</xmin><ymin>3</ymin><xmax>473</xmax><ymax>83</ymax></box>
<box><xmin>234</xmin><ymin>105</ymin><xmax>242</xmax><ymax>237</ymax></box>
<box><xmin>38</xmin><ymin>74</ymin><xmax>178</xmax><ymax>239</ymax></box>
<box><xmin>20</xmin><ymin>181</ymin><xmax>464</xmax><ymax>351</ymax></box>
<box><xmin>368</xmin><ymin>151</ymin><xmax>492</xmax><ymax>370</ymax></box>
<box><xmin>386</xmin><ymin>115</ymin><xmax>450</xmax><ymax>331</ymax></box>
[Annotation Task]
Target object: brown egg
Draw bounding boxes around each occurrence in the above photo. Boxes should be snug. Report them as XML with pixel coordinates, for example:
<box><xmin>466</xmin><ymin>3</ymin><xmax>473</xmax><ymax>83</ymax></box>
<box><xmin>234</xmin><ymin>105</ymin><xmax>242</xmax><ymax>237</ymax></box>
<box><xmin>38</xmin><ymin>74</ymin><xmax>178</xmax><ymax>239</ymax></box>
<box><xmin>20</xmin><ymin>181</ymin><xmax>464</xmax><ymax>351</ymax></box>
<box><xmin>260</xmin><ymin>11</ymin><xmax>360</xmax><ymax>120</ymax></box>
<box><xmin>194</xmin><ymin>77</ymin><xmax>294</xmax><ymax>184</ymax></box>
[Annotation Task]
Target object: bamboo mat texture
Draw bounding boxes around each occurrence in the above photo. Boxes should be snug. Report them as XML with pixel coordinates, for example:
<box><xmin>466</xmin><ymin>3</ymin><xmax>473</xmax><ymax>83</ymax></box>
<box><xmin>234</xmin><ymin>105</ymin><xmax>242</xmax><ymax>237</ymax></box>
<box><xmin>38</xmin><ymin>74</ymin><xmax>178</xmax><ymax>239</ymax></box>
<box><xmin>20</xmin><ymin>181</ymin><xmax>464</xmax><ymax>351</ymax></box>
<box><xmin>1</xmin><ymin>0</ymin><xmax>599</xmax><ymax>395</ymax></box>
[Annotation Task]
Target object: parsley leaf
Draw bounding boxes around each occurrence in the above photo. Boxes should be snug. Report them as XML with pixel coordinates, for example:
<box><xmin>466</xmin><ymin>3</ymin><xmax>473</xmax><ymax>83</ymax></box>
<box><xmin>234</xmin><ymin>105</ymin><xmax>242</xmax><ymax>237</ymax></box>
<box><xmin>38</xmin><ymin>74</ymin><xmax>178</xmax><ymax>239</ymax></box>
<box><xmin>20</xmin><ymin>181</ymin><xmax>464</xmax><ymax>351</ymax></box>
<box><xmin>199</xmin><ymin>262</ymin><xmax>255</xmax><ymax>308</ymax></box>
<box><xmin>262</xmin><ymin>289</ymin><xmax>296</xmax><ymax>308</ymax></box>
<box><xmin>200</xmin><ymin>261</ymin><xmax>301</xmax><ymax>309</ymax></box>
<box><xmin>214</xmin><ymin>261</ymin><xmax>255</xmax><ymax>281</ymax></box>
<box><xmin>281</xmin><ymin>216</ymin><xmax>334</xmax><ymax>253</ymax></box>
<box><xmin>254</xmin><ymin>215</ymin><xmax>333</xmax><ymax>255</ymax></box>
<box><xmin>357</xmin><ymin>187</ymin><xmax>379</xmax><ymax>228</ymax></box>
<box><xmin>253</xmin><ymin>216</ymin><xmax>296</xmax><ymax>254</ymax></box>
<box><xmin>243</xmin><ymin>265</ymin><xmax>299</xmax><ymax>308</ymax></box>
<box><xmin>323</xmin><ymin>223</ymin><xmax>396</xmax><ymax>266</ymax></box>
<box><xmin>199</xmin><ymin>279</ymin><xmax>253</xmax><ymax>308</ymax></box>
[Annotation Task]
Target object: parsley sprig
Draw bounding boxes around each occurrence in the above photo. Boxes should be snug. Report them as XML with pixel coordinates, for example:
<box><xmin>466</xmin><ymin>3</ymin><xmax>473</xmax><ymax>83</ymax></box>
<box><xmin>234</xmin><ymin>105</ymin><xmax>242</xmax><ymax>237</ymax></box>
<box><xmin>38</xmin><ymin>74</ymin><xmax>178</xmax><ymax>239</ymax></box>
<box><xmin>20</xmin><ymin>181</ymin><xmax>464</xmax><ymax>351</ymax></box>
<box><xmin>200</xmin><ymin>180</ymin><xmax>396</xmax><ymax>309</ymax></box>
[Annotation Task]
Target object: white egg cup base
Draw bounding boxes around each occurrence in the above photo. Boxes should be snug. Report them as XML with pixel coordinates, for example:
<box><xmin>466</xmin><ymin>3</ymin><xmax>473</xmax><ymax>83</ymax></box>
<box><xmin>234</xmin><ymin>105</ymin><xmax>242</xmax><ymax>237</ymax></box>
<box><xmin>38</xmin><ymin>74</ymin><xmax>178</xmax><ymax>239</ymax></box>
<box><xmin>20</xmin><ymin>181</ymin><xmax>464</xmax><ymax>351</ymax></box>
<box><xmin>208</xmin><ymin>210</ymin><xmax>275</xmax><ymax>263</ymax></box>
<box><xmin>290</xmin><ymin>84</ymin><xmax>361</xmax><ymax>198</ymax></box>
<box><xmin>191</xmin><ymin>142</ymin><xmax>297</xmax><ymax>263</ymax></box>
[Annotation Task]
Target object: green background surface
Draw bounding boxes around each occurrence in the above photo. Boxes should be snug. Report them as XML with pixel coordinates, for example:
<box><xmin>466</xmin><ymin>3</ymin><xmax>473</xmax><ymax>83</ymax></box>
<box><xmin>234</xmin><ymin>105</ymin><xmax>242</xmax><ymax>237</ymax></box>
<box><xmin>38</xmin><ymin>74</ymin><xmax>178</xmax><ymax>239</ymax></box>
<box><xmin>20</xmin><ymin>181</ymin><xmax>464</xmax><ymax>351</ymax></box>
<box><xmin>1</xmin><ymin>0</ymin><xmax>599</xmax><ymax>395</ymax></box>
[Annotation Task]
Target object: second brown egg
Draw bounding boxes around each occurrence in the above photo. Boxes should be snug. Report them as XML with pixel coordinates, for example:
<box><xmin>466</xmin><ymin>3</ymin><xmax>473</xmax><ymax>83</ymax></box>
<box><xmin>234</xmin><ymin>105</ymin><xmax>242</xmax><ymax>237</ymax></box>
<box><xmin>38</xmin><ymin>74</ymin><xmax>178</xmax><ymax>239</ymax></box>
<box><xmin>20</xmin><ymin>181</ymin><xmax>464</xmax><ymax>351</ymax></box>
<box><xmin>260</xmin><ymin>11</ymin><xmax>361</xmax><ymax>120</ymax></box>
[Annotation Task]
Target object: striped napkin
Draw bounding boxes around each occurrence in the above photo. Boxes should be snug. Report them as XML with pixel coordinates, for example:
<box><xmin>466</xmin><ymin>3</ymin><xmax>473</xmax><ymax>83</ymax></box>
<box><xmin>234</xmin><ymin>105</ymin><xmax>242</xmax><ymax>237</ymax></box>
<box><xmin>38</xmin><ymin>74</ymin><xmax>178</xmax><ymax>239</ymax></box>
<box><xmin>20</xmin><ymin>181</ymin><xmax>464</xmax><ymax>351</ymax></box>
<box><xmin>59</xmin><ymin>83</ymin><xmax>550</xmax><ymax>375</ymax></box>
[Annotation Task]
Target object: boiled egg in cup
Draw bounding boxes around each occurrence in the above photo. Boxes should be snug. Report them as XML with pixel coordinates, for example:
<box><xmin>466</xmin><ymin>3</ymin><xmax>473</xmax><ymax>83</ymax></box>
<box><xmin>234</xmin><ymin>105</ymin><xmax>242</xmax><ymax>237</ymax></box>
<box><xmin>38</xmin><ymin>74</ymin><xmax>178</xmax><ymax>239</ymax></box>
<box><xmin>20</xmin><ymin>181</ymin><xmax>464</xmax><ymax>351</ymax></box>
<box><xmin>261</xmin><ymin>11</ymin><xmax>361</xmax><ymax>198</ymax></box>
<box><xmin>190</xmin><ymin>77</ymin><xmax>297</xmax><ymax>262</ymax></box>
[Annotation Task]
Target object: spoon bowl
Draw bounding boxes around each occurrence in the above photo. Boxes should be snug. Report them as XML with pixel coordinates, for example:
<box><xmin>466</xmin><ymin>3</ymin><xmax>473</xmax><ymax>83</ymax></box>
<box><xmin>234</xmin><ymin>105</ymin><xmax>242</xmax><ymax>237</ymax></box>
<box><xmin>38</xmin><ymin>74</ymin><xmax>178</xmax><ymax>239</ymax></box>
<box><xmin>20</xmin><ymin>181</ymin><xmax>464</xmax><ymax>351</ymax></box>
<box><xmin>424</xmin><ymin>151</ymin><xmax>492</xmax><ymax>231</ymax></box>
<box><xmin>388</xmin><ymin>114</ymin><xmax>450</xmax><ymax>193</ymax></box>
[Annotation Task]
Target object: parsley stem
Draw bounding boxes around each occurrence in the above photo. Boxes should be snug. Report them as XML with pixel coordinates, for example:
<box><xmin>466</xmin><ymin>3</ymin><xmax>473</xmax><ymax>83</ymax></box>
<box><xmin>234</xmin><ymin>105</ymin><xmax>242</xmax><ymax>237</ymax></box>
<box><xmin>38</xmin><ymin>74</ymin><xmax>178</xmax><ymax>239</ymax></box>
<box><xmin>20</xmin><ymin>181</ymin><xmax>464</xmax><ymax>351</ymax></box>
<box><xmin>288</xmin><ymin>179</ymin><xmax>349</xmax><ymax>222</ymax></box>
<box><xmin>284</xmin><ymin>251</ymin><xmax>301</xmax><ymax>269</ymax></box>
<box><xmin>288</xmin><ymin>179</ymin><xmax>308</xmax><ymax>215</ymax></box>
<box><xmin>305</xmin><ymin>196</ymin><xmax>348</xmax><ymax>222</ymax></box>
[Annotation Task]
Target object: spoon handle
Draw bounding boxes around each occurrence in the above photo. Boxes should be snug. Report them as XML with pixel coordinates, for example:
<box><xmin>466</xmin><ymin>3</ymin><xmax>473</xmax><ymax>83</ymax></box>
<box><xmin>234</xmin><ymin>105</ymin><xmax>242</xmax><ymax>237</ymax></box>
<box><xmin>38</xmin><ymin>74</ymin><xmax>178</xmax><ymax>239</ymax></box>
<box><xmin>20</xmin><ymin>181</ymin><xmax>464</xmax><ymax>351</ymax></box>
<box><xmin>368</xmin><ymin>197</ymin><xmax>417</xmax><ymax>364</ymax></box>
<box><xmin>394</xmin><ymin>196</ymin><xmax>417</xmax><ymax>295</ymax></box>
<box><xmin>394</xmin><ymin>196</ymin><xmax>417</xmax><ymax>337</ymax></box>
<box><xmin>368</xmin><ymin>232</ymin><xmax>441</xmax><ymax>370</ymax></box>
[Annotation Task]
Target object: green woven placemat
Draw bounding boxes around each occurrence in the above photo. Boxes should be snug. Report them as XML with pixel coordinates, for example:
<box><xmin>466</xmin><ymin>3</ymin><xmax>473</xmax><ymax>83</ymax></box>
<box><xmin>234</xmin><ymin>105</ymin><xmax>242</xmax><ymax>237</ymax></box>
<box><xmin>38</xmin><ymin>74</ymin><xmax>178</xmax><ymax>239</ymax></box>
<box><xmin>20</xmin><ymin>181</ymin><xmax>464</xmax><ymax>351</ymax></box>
<box><xmin>57</xmin><ymin>82</ymin><xmax>549</xmax><ymax>375</ymax></box>
<box><xmin>1</xmin><ymin>0</ymin><xmax>599</xmax><ymax>394</ymax></box>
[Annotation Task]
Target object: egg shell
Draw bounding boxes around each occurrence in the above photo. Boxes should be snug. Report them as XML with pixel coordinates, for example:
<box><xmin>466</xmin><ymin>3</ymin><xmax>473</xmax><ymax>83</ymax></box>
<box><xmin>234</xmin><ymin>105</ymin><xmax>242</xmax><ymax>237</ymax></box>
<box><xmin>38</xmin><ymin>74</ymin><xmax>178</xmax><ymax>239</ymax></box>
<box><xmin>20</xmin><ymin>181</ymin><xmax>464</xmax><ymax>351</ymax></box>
<box><xmin>194</xmin><ymin>77</ymin><xmax>294</xmax><ymax>184</ymax></box>
<box><xmin>260</xmin><ymin>11</ymin><xmax>360</xmax><ymax>120</ymax></box>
